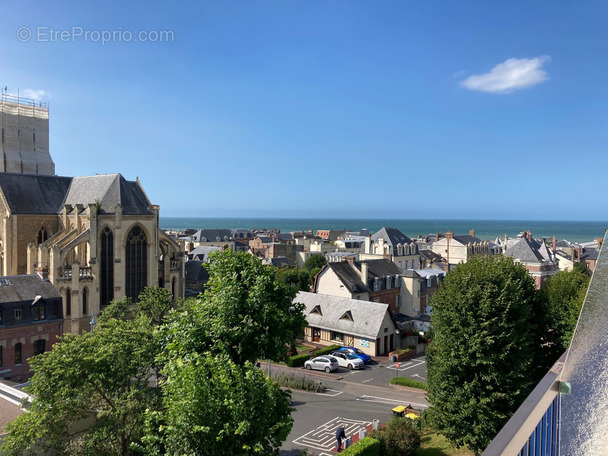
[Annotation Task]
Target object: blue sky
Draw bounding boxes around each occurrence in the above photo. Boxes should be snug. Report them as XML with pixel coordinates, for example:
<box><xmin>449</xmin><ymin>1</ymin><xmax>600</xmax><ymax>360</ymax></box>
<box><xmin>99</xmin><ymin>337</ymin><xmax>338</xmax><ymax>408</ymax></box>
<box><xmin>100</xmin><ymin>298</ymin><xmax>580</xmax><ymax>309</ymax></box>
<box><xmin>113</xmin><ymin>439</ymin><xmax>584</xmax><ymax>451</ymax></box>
<box><xmin>1</xmin><ymin>1</ymin><xmax>607</xmax><ymax>220</ymax></box>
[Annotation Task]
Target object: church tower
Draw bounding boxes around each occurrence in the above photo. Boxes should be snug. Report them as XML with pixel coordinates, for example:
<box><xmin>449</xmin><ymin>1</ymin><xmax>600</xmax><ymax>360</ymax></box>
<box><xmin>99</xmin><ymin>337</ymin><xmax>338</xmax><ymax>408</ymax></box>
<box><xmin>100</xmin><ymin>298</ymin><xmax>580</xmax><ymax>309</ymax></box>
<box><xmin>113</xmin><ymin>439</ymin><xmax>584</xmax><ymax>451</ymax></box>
<box><xmin>0</xmin><ymin>91</ymin><xmax>55</xmax><ymax>175</ymax></box>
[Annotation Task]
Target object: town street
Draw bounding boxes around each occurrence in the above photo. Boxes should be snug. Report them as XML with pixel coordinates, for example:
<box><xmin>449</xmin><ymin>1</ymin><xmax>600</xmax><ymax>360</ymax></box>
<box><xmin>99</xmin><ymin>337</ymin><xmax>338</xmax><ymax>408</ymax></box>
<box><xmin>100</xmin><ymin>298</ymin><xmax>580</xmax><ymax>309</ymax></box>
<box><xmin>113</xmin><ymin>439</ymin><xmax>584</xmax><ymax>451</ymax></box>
<box><xmin>279</xmin><ymin>358</ymin><xmax>428</xmax><ymax>456</ymax></box>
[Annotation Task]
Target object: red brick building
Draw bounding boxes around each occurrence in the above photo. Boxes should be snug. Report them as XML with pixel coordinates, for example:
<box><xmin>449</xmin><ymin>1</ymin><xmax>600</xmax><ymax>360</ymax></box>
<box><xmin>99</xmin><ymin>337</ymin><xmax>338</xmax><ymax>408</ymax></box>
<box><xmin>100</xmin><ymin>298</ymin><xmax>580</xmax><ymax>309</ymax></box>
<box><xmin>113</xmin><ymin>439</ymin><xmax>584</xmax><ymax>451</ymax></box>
<box><xmin>0</xmin><ymin>274</ymin><xmax>63</xmax><ymax>382</ymax></box>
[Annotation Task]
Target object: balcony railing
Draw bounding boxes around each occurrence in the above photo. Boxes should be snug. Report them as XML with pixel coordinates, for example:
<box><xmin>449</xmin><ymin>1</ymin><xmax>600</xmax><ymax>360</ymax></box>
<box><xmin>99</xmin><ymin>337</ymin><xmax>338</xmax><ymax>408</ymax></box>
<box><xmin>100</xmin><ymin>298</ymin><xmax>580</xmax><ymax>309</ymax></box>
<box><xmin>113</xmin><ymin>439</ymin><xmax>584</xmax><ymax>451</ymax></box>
<box><xmin>56</xmin><ymin>266</ymin><xmax>94</xmax><ymax>282</ymax></box>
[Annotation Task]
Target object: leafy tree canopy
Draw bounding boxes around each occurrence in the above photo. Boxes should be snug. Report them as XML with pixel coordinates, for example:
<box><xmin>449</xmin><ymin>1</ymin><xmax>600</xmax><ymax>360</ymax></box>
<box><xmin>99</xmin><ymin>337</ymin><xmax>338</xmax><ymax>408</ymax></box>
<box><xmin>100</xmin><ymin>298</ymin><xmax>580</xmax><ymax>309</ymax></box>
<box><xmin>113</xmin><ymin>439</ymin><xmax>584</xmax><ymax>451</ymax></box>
<box><xmin>538</xmin><ymin>266</ymin><xmax>589</xmax><ymax>352</ymax></box>
<box><xmin>144</xmin><ymin>353</ymin><xmax>293</xmax><ymax>456</ymax></box>
<box><xmin>3</xmin><ymin>253</ymin><xmax>304</xmax><ymax>455</ymax></box>
<box><xmin>426</xmin><ymin>255</ymin><xmax>539</xmax><ymax>455</ymax></box>
<box><xmin>164</xmin><ymin>250</ymin><xmax>307</xmax><ymax>364</ymax></box>
<box><xmin>275</xmin><ymin>267</ymin><xmax>313</xmax><ymax>292</ymax></box>
<box><xmin>2</xmin><ymin>295</ymin><xmax>164</xmax><ymax>456</ymax></box>
<box><xmin>303</xmin><ymin>254</ymin><xmax>327</xmax><ymax>271</ymax></box>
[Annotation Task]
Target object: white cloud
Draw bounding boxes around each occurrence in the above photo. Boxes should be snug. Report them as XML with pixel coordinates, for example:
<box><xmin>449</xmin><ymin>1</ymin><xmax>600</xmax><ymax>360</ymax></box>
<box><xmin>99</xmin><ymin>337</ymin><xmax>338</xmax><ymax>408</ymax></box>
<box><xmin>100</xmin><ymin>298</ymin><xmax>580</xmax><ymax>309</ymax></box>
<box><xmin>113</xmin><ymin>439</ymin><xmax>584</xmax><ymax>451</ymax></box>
<box><xmin>21</xmin><ymin>89</ymin><xmax>47</xmax><ymax>101</ymax></box>
<box><xmin>460</xmin><ymin>56</ymin><xmax>550</xmax><ymax>94</ymax></box>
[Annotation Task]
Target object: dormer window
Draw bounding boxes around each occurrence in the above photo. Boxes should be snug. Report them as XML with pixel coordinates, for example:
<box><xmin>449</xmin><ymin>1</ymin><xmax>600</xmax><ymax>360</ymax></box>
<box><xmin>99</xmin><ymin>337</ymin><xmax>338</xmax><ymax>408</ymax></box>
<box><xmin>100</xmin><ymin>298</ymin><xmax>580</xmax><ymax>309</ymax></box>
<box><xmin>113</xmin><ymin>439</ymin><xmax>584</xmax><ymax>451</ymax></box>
<box><xmin>340</xmin><ymin>311</ymin><xmax>353</xmax><ymax>322</ymax></box>
<box><xmin>397</xmin><ymin>244</ymin><xmax>403</xmax><ymax>256</ymax></box>
<box><xmin>373</xmin><ymin>278</ymin><xmax>381</xmax><ymax>292</ymax></box>
<box><xmin>395</xmin><ymin>276</ymin><xmax>401</xmax><ymax>287</ymax></box>
<box><xmin>386</xmin><ymin>277</ymin><xmax>392</xmax><ymax>289</ymax></box>
<box><xmin>310</xmin><ymin>305</ymin><xmax>322</xmax><ymax>316</ymax></box>
<box><xmin>33</xmin><ymin>301</ymin><xmax>46</xmax><ymax>321</ymax></box>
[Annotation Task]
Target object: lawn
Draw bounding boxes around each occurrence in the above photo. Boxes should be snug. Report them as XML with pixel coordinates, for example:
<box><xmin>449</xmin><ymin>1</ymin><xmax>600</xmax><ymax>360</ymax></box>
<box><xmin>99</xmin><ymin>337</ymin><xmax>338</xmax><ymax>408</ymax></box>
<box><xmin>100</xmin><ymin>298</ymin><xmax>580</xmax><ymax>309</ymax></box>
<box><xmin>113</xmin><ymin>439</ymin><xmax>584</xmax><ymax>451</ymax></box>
<box><xmin>294</xmin><ymin>342</ymin><xmax>314</xmax><ymax>352</ymax></box>
<box><xmin>416</xmin><ymin>431</ymin><xmax>474</xmax><ymax>456</ymax></box>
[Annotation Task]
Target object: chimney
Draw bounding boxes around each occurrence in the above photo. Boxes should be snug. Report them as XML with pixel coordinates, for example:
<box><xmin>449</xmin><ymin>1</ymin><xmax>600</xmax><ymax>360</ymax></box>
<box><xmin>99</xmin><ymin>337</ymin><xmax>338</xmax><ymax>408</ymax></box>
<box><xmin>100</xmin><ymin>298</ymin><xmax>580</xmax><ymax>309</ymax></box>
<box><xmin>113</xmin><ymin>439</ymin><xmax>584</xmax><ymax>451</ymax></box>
<box><xmin>574</xmin><ymin>247</ymin><xmax>582</xmax><ymax>263</ymax></box>
<box><xmin>469</xmin><ymin>229</ymin><xmax>475</xmax><ymax>237</ymax></box>
<box><xmin>552</xmin><ymin>236</ymin><xmax>557</xmax><ymax>254</ymax></box>
<box><xmin>364</xmin><ymin>236</ymin><xmax>371</xmax><ymax>254</ymax></box>
<box><xmin>360</xmin><ymin>261</ymin><xmax>368</xmax><ymax>285</ymax></box>
<box><xmin>346</xmin><ymin>256</ymin><xmax>355</xmax><ymax>266</ymax></box>
<box><xmin>528</xmin><ymin>231</ymin><xmax>534</xmax><ymax>241</ymax></box>
<box><xmin>445</xmin><ymin>231</ymin><xmax>454</xmax><ymax>240</ymax></box>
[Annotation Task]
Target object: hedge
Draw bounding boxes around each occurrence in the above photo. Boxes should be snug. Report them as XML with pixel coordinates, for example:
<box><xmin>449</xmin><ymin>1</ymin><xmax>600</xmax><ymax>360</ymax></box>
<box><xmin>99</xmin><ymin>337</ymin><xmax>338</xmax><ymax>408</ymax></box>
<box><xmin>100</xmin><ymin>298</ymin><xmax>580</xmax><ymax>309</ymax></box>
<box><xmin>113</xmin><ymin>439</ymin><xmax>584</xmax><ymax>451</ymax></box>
<box><xmin>389</xmin><ymin>377</ymin><xmax>427</xmax><ymax>391</ymax></box>
<box><xmin>312</xmin><ymin>344</ymin><xmax>342</xmax><ymax>357</ymax></box>
<box><xmin>285</xmin><ymin>353</ymin><xmax>310</xmax><ymax>367</ymax></box>
<box><xmin>340</xmin><ymin>437</ymin><xmax>381</xmax><ymax>456</ymax></box>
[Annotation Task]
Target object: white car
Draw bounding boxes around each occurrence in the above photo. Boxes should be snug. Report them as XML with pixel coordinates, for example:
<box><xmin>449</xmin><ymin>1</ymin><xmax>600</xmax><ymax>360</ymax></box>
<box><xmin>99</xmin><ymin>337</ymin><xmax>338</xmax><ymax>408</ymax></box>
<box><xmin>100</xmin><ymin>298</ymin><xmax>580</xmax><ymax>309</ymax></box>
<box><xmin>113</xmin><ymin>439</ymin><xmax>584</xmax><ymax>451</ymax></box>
<box><xmin>331</xmin><ymin>351</ymin><xmax>365</xmax><ymax>370</ymax></box>
<box><xmin>304</xmin><ymin>356</ymin><xmax>339</xmax><ymax>373</ymax></box>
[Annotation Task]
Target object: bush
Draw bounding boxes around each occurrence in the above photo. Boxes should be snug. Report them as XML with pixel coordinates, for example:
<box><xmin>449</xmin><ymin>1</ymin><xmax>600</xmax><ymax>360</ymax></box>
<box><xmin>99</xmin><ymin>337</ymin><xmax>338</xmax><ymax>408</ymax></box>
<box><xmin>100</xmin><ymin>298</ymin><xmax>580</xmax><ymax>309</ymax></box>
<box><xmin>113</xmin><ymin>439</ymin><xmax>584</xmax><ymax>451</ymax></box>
<box><xmin>270</xmin><ymin>371</ymin><xmax>323</xmax><ymax>392</ymax></box>
<box><xmin>389</xmin><ymin>377</ymin><xmax>427</xmax><ymax>391</ymax></box>
<box><xmin>312</xmin><ymin>344</ymin><xmax>342</xmax><ymax>357</ymax></box>
<box><xmin>285</xmin><ymin>353</ymin><xmax>310</xmax><ymax>367</ymax></box>
<box><xmin>341</xmin><ymin>437</ymin><xmax>381</xmax><ymax>456</ymax></box>
<box><xmin>369</xmin><ymin>417</ymin><xmax>420</xmax><ymax>456</ymax></box>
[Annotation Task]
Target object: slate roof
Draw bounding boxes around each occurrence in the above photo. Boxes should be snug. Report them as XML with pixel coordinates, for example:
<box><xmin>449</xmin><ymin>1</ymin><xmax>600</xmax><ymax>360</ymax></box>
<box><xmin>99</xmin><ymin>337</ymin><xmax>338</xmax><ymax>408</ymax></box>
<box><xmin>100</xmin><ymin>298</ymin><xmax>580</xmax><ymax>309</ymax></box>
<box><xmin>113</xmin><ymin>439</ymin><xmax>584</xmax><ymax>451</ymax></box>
<box><xmin>187</xmin><ymin>246</ymin><xmax>221</xmax><ymax>261</ymax></box>
<box><xmin>326</xmin><ymin>262</ymin><xmax>368</xmax><ymax>293</ymax></box>
<box><xmin>296</xmin><ymin>291</ymin><xmax>393</xmax><ymax>340</ymax></box>
<box><xmin>556</xmin><ymin>240</ymin><xmax>574</xmax><ymax>249</ymax></box>
<box><xmin>64</xmin><ymin>174</ymin><xmax>153</xmax><ymax>215</ymax></box>
<box><xmin>452</xmin><ymin>234</ymin><xmax>484</xmax><ymax>245</ymax></box>
<box><xmin>416</xmin><ymin>268</ymin><xmax>446</xmax><ymax>279</ymax></box>
<box><xmin>0</xmin><ymin>173</ymin><xmax>152</xmax><ymax>215</ymax></box>
<box><xmin>184</xmin><ymin>260</ymin><xmax>209</xmax><ymax>283</ymax></box>
<box><xmin>192</xmin><ymin>229</ymin><xmax>233</xmax><ymax>242</ymax></box>
<box><xmin>364</xmin><ymin>259</ymin><xmax>402</xmax><ymax>278</ymax></box>
<box><xmin>324</xmin><ymin>259</ymin><xmax>402</xmax><ymax>294</ymax></box>
<box><xmin>0</xmin><ymin>173</ymin><xmax>71</xmax><ymax>214</ymax></box>
<box><xmin>581</xmin><ymin>248</ymin><xmax>599</xmax><ymax>261</ymax></box>
<box><xmin>371</xmin><ymin>227</ymin><xmax>414</xmax><ymax>255</ymax></box>
<box><xmin>0</xmin><ymin>274</ymin><xmax>61</xmax><ymax>303</ymax></box>
<box><xmin>262</xmin><ymin>257</ymin><xmax>295</xmax><ymax>268</ymax></box>
<box><xmin>419</xmin><ymin>249</ymin><xmax>442</xmax><ymax>262</ymax></box>
<box><xmin>276</xmin><ymin>233</ymin><xmax>294</xmax><ymax>242</ymax></box>
<box><xmin>504</xmin><ymin>238</ymin><xmax>554</xmax><ymax>264</ymax></box>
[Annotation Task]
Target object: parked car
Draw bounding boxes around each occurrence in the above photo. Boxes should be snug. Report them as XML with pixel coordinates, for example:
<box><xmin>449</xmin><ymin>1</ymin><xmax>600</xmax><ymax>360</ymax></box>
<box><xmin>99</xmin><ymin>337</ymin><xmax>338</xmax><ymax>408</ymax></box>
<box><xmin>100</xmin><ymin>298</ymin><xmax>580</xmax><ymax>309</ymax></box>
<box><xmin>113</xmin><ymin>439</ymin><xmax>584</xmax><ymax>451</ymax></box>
<box><xmin>304</xmin><ymin>356</ymin><xmax>339</xmax><ymax>373</ymax></box>
<box><xmin>338</xmin><ymin>347</ymin><xmax>372</xmax><ymax>364</ymax></box>
<box><xmin>331</xmin><ymin>351</ymin><xmax>365</xmax><ymax>370</ymax></box>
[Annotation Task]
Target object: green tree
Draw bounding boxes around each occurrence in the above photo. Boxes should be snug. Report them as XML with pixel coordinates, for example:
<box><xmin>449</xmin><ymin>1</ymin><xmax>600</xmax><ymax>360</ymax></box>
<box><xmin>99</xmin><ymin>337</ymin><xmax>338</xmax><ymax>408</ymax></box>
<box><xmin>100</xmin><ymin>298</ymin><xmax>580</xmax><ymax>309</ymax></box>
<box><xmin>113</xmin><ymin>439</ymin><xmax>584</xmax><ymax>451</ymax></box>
<box><xmin>1</xmin><ymin>301</ymin><xmax>162</xmax><ymax>456</ymax></box>
<box><xmin>539</xmin><ymin>266</ymin><xmax>589</xmax><ymax>351</ymax></box>
<box><xmin>275</xmin><ymin>267</ymin><xmax>312</xmax><ymax>292</ymax></box>
<box><xmin>144</xmin><ymin>353</ymin><xmax>293</xmax><ymax>456</ymax></box>
<box><xmin>165</xmin><ymin>250</ymin><xmax>307</xmax><ymax>364</ymax></box>
<box><xmin>426</xmin><ymin>256</ymin><xmax>539</xmax><ymax>456</ymax></box>
<box><xmin>303</xmin><ymin>254</ymin><xmax>327</xmax><ymax>271</ymax></box>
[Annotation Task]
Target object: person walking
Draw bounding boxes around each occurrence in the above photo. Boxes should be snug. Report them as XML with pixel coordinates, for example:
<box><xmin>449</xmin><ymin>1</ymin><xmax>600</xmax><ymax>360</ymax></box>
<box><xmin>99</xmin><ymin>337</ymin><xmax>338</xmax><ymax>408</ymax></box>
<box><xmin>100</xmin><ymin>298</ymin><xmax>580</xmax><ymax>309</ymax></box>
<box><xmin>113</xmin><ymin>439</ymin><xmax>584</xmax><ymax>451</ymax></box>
<box><xmin>336</xmin><ymin>425</ymin><xmax>346</xmax><ymax>452</ymax></box>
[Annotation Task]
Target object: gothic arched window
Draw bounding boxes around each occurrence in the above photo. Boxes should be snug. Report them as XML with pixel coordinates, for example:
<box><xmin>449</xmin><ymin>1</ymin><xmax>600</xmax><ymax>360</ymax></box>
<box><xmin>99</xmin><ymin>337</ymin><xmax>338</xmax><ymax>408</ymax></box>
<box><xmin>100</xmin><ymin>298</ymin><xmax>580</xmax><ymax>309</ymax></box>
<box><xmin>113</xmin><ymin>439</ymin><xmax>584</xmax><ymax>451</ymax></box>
<box><xmin>65</xmin><ymin>289</ymin><xmax>71</xmax><ymax>317</ymax></box>
<box><xmin>125</xmin><ymin>225</ymin><xmax>147</xmax><ymax>302</ymax></box>
<box><xmin>37</xmin><ymin>227</ymin><xmax>48</xmax><ymax>244</ymax></box>
<box><xmin>82</xmin><ymin>288</ymin><xmax>88</xmax><ymax>315</ymax></box>
<box><xmin>100</xmin><ymin>227</ymin><xmax>114</xmax><ymax>308</ymax></box>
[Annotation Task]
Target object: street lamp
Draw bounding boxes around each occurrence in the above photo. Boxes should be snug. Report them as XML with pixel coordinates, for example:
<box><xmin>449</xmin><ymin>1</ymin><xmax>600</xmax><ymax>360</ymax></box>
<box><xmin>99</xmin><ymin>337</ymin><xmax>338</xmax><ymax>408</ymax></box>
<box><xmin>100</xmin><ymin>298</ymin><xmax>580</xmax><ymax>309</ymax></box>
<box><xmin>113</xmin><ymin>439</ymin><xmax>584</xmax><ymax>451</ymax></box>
<box><xmin>90</xmin><ymin>311</ymin><xmax>96</xmax><ymax>332</ymax></box>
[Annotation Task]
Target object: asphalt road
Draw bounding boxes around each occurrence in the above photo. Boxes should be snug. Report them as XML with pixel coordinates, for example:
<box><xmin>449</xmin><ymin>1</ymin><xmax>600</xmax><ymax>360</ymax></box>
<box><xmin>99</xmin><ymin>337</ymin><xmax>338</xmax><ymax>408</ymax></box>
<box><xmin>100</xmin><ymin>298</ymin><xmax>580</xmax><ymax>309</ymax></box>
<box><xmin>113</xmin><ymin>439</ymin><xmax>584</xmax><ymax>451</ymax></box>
<box><xmin>279</xmin><ymin>356</ymin><xmax>428</xmax><ymax>456</ymax></box>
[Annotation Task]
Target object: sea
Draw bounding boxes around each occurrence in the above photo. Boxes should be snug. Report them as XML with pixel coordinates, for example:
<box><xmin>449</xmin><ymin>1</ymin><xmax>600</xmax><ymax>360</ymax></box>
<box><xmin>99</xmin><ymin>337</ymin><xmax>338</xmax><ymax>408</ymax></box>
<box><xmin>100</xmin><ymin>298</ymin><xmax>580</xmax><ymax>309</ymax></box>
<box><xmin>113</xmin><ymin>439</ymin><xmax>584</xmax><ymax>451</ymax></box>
<box><xmin>159</xmin><ymin>217</ymin><xmax>608</xmax><ymax>244</ymax></box>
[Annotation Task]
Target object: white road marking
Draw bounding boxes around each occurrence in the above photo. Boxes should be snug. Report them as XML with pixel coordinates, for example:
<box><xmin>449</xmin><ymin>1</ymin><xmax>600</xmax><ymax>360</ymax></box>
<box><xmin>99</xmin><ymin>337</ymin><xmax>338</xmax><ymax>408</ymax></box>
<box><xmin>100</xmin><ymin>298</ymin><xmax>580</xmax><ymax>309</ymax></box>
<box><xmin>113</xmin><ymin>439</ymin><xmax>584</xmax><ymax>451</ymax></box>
<box><xmin>356</xmin><ymin>395</ymin><xmax>428</xmax><ymax>409</ymax></box>
<box><xmin>386</xmin><ymin>360</ymin><xmax>426</xmax><ymax>372</ymax></box>
<box><xmin>362</xmin><ymin>378</ymin><xmax>374</xmax><ymax>384</ymax></box>
<box><xmin>293</xmin><ymin>416</ymin><xmax>370</xmax><ymax>451</ymax></box>
<box><xmin>317</xmin><ymin>388</ymin><xmax>343</xmax><ymax>397</ymax></box>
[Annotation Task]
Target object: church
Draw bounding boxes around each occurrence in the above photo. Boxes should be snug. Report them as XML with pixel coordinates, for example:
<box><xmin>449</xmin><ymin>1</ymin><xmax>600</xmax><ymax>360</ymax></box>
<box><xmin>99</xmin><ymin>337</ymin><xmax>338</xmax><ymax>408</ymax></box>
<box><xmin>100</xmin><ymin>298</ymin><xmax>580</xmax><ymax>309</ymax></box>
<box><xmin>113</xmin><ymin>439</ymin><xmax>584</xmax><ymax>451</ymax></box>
<box><xmin>0</xmin><ymin>93</ymin><xmax>185</xmax><ymax>335</ymax></box>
